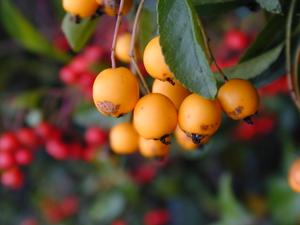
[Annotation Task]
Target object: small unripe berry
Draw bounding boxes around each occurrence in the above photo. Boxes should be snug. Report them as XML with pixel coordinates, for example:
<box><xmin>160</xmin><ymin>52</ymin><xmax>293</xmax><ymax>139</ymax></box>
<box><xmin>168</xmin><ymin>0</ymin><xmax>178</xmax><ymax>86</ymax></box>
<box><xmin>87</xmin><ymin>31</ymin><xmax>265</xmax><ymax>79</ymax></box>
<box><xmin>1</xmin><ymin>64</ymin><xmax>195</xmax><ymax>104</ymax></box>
<box><xmin>217</xmin><ymin>79</ymin><xmax>259</xmax><ymax>120</ymax></box>
<box><xmin>133</xmin><ymin>93</ymin><xmax>177</xmax><ymax>140</ymax></box>
<box><xmin>63</xmin><ymin>0</ymin><xmax>99</xmax><ymax>18</ymax></box>
<box><xmin>179</xmin><ymin>94</ymin><xmax>221</xmax><ymax>139</ymax></box>
<box><xmin>143</xmin><ymin>36</ymin><xmax>174</xmax><ymax>82</ymax></box>
<box><xmin>152</xmin><ymin>79</ymin><xmax>190</xmax><ymax>109</ymax></box>
<box><xmin>139</xmin><ymin>137</ymin><xmax>169</xmax><ymax>158</ymax></box>
<box><xmin>93</xmin><ymin>67</ymin><xmax>139</xmax><ymax>117</ymax></box>
<box><xmin>115</xmin><ymin>32</ymin><xmax>132</xmax><ymax>63</ymax></box>
<box><xmin>110</xmin><ymin>123</ymin><xmax>139</xmax><ymax>154</ymax></box>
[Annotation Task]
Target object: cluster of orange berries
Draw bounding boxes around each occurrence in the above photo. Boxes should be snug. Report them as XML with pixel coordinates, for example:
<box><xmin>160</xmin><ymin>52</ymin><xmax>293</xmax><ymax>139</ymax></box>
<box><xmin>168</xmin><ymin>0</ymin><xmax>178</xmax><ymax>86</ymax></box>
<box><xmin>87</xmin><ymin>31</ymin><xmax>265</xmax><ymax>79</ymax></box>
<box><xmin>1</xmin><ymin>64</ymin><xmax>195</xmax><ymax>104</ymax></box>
<box><xmin>62</xmin><ymin>0</ymin><xmax>133</xmax><ymax>22</ymax></box>
<box><xmin>92</xmin><ymin>35</ymin><xmax>260</xmax><ymax>158</ymax></box>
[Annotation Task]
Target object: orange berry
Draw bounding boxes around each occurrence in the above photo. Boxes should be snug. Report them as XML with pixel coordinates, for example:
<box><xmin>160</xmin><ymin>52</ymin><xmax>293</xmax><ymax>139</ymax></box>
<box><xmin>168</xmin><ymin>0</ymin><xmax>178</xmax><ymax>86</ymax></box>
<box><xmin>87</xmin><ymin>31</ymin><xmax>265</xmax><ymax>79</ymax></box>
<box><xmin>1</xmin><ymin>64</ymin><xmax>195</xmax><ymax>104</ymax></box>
<box><xmin>217</xmin><ymin>79</ymin><xmax>259</xmax><ymax>120</ymax></box>
<box><xmin>152</xmin><ymin>79</ymin><xmax>190</xmax><ymax>109</ymax></box>
<box><xmin>93</xmin><ymin>67</ymin><xmax>139</xmax><ymax>117</ymax></box>
<box><xmin>139</xmin><ymin>137</ymin><xmax>169</xmax><ymax>158</ymax></box>
<box><xmin>63</xmin><ymin>0</ymin><xmax>99</xmax><ymax>18</ymax></box>
<box><xmin>115</xmin><ymin>32</ymin><xmax>131</xmax><ymax>63</ymax></box>
<box><xmin>110</xmin><ymin>123</ymin><xmax>139</xmax><ymax>154</ymax></box>
<box><xmin>97</xmin><ymin>0</ymin><xmax>133</xmax><ymax>16</ymax></box>
<box><xmin>143</xmin><ymin>36</ymin><xmax>174</xmax><ymax>82</ymax></box>
<box><xmin>288</xmin><ymin>158</ymin><xmax>300</xmax><ymax>192</ymax></box>
<box><xmin>133</xmin><ymin>93</ymin><xmax>177</xmax><ymax>140</ymax></box>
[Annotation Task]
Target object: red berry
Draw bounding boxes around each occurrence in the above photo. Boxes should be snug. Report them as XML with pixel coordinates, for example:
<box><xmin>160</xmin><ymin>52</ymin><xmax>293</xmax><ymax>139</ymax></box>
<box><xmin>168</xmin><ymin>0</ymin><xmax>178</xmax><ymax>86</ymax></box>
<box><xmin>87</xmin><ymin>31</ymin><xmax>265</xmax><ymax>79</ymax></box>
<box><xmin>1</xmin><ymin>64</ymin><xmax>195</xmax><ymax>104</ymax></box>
<box><xmin>224</xmin><ymin>29</ymin><xmax>249</xmax><ymax>51</ymax></box>
<box><xmin>131</xmin><ymin>164</ymin><xmax>157</xmax><ymax>184</ymax></box>
<box><xmin>60</xmin><ymin>196</ymin><xmax>79</xmax><ymax>217</ymax></box>
<box><xmin>69</xmin><ymin>56</ymin><xmax>89</xmax><ymax>73</ymax></box>
<box><xmin>83</xmin><ymin>45</ymin><xmax>104</xmax><ymax>63</ymax></box>
<box><xmin>144</xmin><ymin>209</ymin><xmax>170</xmax><ymax>225</ymax></box>
<box><xmin>46</xmin><ymin>140</ymin><xmax>69</xmax><ymax>160</ymax></box>
<box><xmin>19</xmin><ymin>217</ymin><xmax>39</xmax><ymax>225</ymax></box>
<box><xmin>1</xmin><ymin>167</ymin><xmax>24</xmax><ymax>189</ymax></box>
<box><xmin>16</xmin><ymin>128</ymin><xmax>39</xmax><ymax>150</ymax></box>
<box><xmin>68</xmin><ymin>143</ymin><xmax>83</xmax><ymax>160</ymax></box>
<box><xmin>0</xmin><ymin>132</ymin><xmax>20</xmax><ymax>152</ymax></box>
<box><xmin>53</xmin><ymin>35</ymin><xmax>70</xmax><ymax>52</ymax></box>
<box><xmin>82</xmin><ymin>146</ymin><xmax>96</xmax><ymax>162</ymax></box>
<box><xmin>84</xmin><ymin>127</ymin><xmax>107</xmax><ymax>147</ymax></box>
<box><xmin>15</xmin><ymin>148</ymin><xmax>34</xmax><ymax>166</ymax></box>
<box><xmin>59</xmin><ymin>67</ymin><xmax>79</xmax><ymax>85</ymax></box>
<box><xmin>259</xmin><ymin>75</ymin><xmax>289</xmax><ymax>96</ymax></box>
<box><xmin>35</xmin><ymin>122</ymin><xmax>61</xmax><ymax>141</ymax></box>
<box><xmin>0</xmin><ymin>151</ymin><xmax>16</xmax><ymax>169</ymax></box>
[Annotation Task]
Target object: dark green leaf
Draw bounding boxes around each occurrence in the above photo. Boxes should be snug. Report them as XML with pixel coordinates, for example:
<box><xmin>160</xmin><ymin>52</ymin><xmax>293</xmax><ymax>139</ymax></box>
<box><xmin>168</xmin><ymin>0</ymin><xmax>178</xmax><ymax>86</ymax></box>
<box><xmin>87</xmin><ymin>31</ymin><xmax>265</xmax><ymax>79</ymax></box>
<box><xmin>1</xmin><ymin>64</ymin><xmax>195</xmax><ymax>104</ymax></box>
<box><xmin>240</xmin><ymin>15</ymin><xmax>286</xmax><ymax>62</ymax></box>
<box><xmin>158</xmin><ymin>0</ymin><xmax>217</xmax><ymax>99</ymax></box>
<box><xmin>62</xmin><ymin>13</ymin><xmax>99</xmax><ymax>52</ymax></box>
<box><xmin>256</xmin><ymin>0</ymin><xmax>282</xmax><ymax>14</ymax></box>
<box><xmin>219</xmin><ymin>44</ymin><xmax>283</xmax><ymax>83</ymax></box>
<box><xmin>139</xmin><ymin>9</ymin><xmax>158</xmax><ymax>52</ymax></box>
<box><xmin>0</xmin><ymin>0</ymin><xmax>67</xmax><ymax>61</ymax></box>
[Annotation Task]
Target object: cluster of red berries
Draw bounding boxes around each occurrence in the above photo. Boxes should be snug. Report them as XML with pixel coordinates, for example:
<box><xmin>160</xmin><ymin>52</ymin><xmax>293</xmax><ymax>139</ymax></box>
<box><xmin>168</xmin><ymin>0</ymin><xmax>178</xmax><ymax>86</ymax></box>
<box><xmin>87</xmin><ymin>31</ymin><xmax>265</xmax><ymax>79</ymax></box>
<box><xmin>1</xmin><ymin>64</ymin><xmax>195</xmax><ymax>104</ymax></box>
<box><xmin>0</xmin><ymin>122</ymin><xmax>107</xmax><ymax>190</ymax></box>
<box><xmin>59</xmin><ymin>45</ymin><xmax>105</xmax><ymax>99</ymax></box>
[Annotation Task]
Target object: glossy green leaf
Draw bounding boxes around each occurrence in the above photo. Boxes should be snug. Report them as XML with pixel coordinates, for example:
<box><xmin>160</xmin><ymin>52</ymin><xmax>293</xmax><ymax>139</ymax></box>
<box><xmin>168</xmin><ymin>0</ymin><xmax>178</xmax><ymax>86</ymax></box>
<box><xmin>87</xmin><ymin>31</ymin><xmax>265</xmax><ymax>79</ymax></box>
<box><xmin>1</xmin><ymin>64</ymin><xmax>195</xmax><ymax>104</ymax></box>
<box><xmin>0</xmin><ymin>0</ymin><xmax>67</xmax><ymax>61</ymax></box>
<box><xmin>139</xmin><ymin>9</ymin><xmax>158</xmax><ymax>52</ymax></box>
<box><xmin>158</xmin><ymin>0</ymin><xmax>217</xmax><ymax>99</ymax></box>
<box><xmin>256</xmin><ymin>0</ymin><xmax>282</xmax><ymax>14</ymax></box>
<box><xmin>62</xmin><ymin>13</ymin><xmax>99</xmax><ymax>52</ymax></box>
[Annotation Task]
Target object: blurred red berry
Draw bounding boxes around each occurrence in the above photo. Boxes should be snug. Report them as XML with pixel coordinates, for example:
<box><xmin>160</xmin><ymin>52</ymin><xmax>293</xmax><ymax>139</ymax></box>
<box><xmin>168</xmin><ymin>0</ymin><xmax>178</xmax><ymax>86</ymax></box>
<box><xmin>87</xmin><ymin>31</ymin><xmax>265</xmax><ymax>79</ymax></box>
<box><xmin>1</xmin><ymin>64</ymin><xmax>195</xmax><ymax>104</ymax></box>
<box><xmin>78</xmin><ymin>72</ymin><xmax>95</xmax><ymax>99</ymax></box>
<box><xmin>83</xmin><ymin>45</ymin><xmax>104</xmax><ymax>63</ymax></box>
<box><xmin>211</xmin><ymin>57</ymin><xmax>238</xmax><ymax>72</ymax></box>
<box><xmin>68</xmin><ymin>143</ymin><xmax>83</xmax><ymax>160</ymax></box>
<box><xmin>19</xmin><ymin>217</ymin><xmax>39</xmax><ymax>225</ymax></box>
<box><xmin>224</xmin><ymin>29</ymin><xmax>250</xmax><ymax>51</ymax></box>
<box><xmin>84</xmin><ymin>127</ymin><xmax>107</xmax><ymax>147</ymax></box>
<box><xmin>59</xmin><ymin>66</ymin><xmax>80</xmax><ymax>85</ymax></box>
<box><xmin>144</xmin><ymin>209</ymin><xmax>170</xmax><ymax>225</ymax></box>
<box><xmin>15</xmin><ymin>148</ymin><xmax>34</xmax><ymax>166</ymax></box>
<box><xmin>112</xmin><ymin>219</ymin><xmax>127</xmax><ymax>225</ymax></box>
<box><xmin>35</xmin><ymin>122</ymin><xmax>61</xmax><ymax>141</ymax></box>
<box><xmin>82</xmin><ymin>146</ymin><xmax>97</xmax><ymax>162</ymax></box>
<box><xmin>69</xmin><ymin>56</ymin><xmax>89</xmax><ymax>73</ymax></box>
<box><xmin>53</xmin><ymin>35</ymin><xmax>69</xmax><ymax>52</ymax></box>
<box><xmin>60</xmin><ymin>196</ymin><xmax>79</xmax><ymax>217</ymax></box>
<box><xmin>131</xmin><ymin>164</ymin><xmax>157</xmax><ymax>184</ymax></box>
<box><xmin>0</xmin><ymin>151</ymin><xmax>16</xmax><ymax>169</ymax></box>
<box><xmin>0</xmin><ymin>132</ymin><xmax>20</xmax><ymax>152</ymax></box>
<box><xmin>1</xmin><ymin>167</ymin><xmax>24</xmax><ymax>189</ymax></box>
<box><xmin>259</xmin><ymin>76</ymin><xmax>289</xmax><ymax>96</ymax></box>
<box><xmin>16</xmin><ymin>128</ymin><xmax>40</xmax><ymax>150</ymax></box>
<box><xmin>46</xmin><ymin>140</ymin><xmax>69</xmax><ymax>160</ymax></box>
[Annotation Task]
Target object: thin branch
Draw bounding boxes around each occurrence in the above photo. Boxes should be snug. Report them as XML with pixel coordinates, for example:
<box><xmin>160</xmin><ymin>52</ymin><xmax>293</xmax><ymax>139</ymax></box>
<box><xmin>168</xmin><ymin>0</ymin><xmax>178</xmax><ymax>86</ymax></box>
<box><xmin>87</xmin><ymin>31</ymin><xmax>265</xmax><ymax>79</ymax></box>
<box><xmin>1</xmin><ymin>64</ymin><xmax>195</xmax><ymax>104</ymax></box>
<box><xmin>128</xmin><ymin>0</ymin><xmax>150</xmax><ymax>94</ymax></box>
<box><xmin>111</xmin><ymin>0</ymin><xmax>125</xmax><ymax>69</ymax></box>
<box><xmin>286</xmin><ymin>0</ymin><xmax>300</xmax><ymax>109</ymax></box>
<box><xmin>207</xmin><ymin>44</ymin><xmax>228</xmax><ymax>82</ymax></box>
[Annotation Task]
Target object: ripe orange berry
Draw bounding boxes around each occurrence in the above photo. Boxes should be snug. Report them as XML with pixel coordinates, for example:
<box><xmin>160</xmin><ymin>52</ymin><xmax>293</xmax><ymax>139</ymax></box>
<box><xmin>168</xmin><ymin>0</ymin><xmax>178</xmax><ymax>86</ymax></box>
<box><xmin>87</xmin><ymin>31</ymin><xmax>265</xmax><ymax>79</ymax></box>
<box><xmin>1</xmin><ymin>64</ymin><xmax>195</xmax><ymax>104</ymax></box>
<box><xmin>143</xmin><ymin>36</ymin><xmax>174</xmax><ymax>82</ymax></box>
<box><xmin>139</xmin><ymin>137</ymin><xmax>169</xmax><ymax>158</ymax></box>
<box><xmin>93</xmin><ymin>67</ymin><xmax>139</xmax><ymax>117</ymax></box>
<box><xmin>115</xmin><ymin>32</ymin><xmax>131</xmax><ymax>63</ymax></box>
<box><xmin>133</xmin><ymin>93</ymin><xmax>177</xmax><ymax>140</ymax></box>
<box><xmin>96</xmin><ymin>0</ymin><xmax>133</xmax><ymax>16</ymax></box>
<box><xmin>178</xmin><ymin>94</ymin><xmax>221</xmax><ymax>143</ymax></box>
<box><xmin>152</xmin><ymin>79</ymin><xmax>190</xmax><ymax>109</ymax></box>
<box><xmin>217</xmin><ymin>79</ymin><xmax>259</xmax><ymax>120</ymax></box>
<box><xmin>288</xmin><ymin>158</ymin><xmax>300</xmax><ymax>192</ymax></box>
<box><xmin>63</xmin><ymin>0</ymin><xmax>99</xmax><ymax>18</ymax></box>
<box><xmin>175</xmin><ymin>126</ymin><xmax>210</xmax><ymax>151</ymax></box>
<box><xmin>110</xmin><ymin>123</ymin><xmax>139</xmax><ymax>154</ymax></box>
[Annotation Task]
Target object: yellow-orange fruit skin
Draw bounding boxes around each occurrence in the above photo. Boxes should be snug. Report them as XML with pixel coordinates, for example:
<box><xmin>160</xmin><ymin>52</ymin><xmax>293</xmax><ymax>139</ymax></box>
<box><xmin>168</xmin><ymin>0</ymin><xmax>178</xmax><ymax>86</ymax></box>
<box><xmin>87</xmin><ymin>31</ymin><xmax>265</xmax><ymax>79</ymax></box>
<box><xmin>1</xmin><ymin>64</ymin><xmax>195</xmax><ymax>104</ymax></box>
<box><xmin>143</xmin><ymin>36</ymin><xmax>174</xmax><ymax>81</ymax></box>
<box><xmin>288</xmin><ymin>159</ymin><xmax>300</xmax><ymax>192</ymax></box>
<box><xmin>97</xmin><ymin>0</ymin><xmax>133</xmax><ymax>16</ymax></box>
<box><xmin>133</xmin><ymin>93</ymin><xmax>177</xmax><ymax>139</ymax></box>
<box><xmin>93</xmin><ymin>67</ymin><xmax>139</xmax><ymax>117</ymax></box>
<box><xmin>175</xmin><ymin>126</ymin><xmax>210</xmax><ymax>151</ymax></box>
<box><xmin>109</xmin><ymin>123</ymin><xmax>139</xmax><ymax>154</ymax></box>
<box><xmin>152</xmin><ymin>79</ymin><xmax>190</xmax><ymax>109</ymax></box>
<box><xmin>179</xmin><ymin>94</ymin><xmax>222</xmax><ymax>136</ymax></box>
<box><xmin>115</xmin><ymin>33</ymin><xmax>131</xmax><ymax>63</ymax></box>
<box><xmin>63</xmin><ymin>0</ymin><xmax>99</xmax><ymax>18</ymax></box>
<box><xmin>139</xmin><ymin>137</ymin><xmax>169</xmax><ymax>158</ymax></box>
<box><xmin>217</xmin><ymin>79</ymin><xmax>260</xmax><ymax>120</ymax></box>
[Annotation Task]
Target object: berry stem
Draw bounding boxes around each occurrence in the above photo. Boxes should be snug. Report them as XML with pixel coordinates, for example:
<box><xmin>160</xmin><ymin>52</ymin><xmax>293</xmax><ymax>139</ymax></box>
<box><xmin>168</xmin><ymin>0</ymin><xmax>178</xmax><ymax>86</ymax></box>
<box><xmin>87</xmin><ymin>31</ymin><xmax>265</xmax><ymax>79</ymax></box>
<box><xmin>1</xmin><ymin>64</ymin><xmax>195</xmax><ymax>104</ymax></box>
<box><xmin>111</xmin><ymin>0</ymin><xmax>125</xmax><ymax>69</ymax></box>
<box><xmin>128</xmin><ymin>0</ymin><xmax>151</xmax><ymax>94</ymax></box>
<box><xmin>285</xmin><ymin>0</ymin><xmax>300</xmax><ymax>110</ymax></box>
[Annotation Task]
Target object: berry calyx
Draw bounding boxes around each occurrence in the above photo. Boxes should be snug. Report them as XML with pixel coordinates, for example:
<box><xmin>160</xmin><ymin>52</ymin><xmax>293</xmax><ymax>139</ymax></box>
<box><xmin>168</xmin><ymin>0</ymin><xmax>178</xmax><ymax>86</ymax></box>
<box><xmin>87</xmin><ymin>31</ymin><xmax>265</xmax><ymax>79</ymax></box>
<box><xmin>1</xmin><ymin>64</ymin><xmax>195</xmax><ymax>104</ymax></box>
<box><xmin>93</xmin><ymin>67</ymin><xmax>139</xmax><ymax>117</ymax></box>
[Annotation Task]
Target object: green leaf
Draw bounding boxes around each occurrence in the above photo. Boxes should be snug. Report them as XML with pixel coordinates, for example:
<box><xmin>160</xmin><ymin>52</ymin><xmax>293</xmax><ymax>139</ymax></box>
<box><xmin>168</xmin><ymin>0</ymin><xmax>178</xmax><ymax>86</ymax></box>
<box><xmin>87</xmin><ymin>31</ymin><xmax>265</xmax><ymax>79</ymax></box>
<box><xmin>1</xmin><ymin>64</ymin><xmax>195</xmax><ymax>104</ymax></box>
<box><xmin>0</xmin><ymin>0</ymin><xmax>67</xmax><ymax>61</ymax></box>
<box><xmin>62</xmin><ymin>13</ymin><xmax>99</xmax><ymax>52</ymax></box>
<box><xmin>256</xmin><ymin>0</ymin><xmax>282</xmax><ymax>14</ymax></box>
<box><xmin>240</xmin><ymin>15</ymin><xmax>286</xmax><ymax>62</ymax></box>
<box><xmin>219</xmin><ymin>44</ymin><xmax>283</xmax><ymax>83</ymax></box>
<box><xmin>158</xmin><ymin>0</ymin><xmax>217</xmax><ymax>99</ymax></box>
<box><xmin>139</xmin><ymin>9</ymin><xmax>158</xmax><ymax>52</ymax></box>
